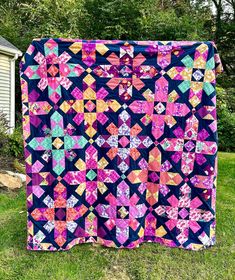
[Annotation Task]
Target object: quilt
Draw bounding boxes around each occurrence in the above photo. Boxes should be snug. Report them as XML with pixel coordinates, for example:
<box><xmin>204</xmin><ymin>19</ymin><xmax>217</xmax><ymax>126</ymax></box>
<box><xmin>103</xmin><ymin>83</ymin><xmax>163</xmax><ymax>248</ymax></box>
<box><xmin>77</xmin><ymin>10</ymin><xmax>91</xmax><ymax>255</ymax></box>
<box><xmin>20</xmin><ymin>38</ymin><xmax>223</xmax><ymax>251</ymax></box>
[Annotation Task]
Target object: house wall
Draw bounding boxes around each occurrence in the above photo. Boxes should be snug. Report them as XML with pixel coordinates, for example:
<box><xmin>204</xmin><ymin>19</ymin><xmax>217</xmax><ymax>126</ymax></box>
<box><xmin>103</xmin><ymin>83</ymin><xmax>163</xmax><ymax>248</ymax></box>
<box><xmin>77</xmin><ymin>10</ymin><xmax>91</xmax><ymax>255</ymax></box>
<box><xmin>0</xmin><ymin>53</ymin><xmax>11</xmax><ymax>126</ymax></box>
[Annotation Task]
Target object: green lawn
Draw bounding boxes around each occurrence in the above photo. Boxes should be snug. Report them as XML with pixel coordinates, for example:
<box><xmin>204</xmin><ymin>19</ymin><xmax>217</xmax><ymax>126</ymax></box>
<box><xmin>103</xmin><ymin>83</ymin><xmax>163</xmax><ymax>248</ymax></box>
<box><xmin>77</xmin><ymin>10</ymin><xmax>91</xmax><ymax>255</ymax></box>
<box><xmin>0</xmin><ymin>152</ymin><xmax>234</xmax><ymax>280</ymax></box>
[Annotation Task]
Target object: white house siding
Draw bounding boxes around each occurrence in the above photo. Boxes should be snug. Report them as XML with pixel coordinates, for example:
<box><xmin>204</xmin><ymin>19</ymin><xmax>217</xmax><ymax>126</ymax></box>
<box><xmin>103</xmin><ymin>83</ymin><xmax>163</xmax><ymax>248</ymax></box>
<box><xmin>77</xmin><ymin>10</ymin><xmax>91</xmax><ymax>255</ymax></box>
<box><xmin>0</xmin><ymin>54</ymin><xmax>11</xmax><ymax>124</ymax></box>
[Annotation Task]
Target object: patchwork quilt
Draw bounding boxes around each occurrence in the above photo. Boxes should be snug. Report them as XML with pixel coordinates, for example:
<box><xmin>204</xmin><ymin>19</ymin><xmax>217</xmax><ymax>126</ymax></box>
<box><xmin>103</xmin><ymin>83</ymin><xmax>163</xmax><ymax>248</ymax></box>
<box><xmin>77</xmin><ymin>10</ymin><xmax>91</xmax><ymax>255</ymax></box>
<box><xmin>20</xmin><ymin>39</ymin><xmax>223</xmax><ymax>251</ymax></box>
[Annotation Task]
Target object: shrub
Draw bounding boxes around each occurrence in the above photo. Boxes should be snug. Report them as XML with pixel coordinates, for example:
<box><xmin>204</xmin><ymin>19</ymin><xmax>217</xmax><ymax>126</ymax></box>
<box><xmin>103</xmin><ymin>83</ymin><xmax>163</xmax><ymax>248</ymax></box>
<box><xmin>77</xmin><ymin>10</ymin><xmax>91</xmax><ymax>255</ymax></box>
<box><xmin>0</xmin><ymin>111</ymin><xmax>24</xmax><ymax>159</ymax></box>
<box><xmin>7</xmin><ymin>125</ymin><xmax>24</xmax><ymax>159</ymax></box>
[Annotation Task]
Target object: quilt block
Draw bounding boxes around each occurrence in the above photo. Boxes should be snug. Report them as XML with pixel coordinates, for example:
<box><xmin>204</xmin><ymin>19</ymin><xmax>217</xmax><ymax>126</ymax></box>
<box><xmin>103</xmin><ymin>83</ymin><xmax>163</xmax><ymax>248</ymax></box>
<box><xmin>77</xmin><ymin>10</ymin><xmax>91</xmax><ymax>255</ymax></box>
<box><xmin>20</xmin><ymin>39</ymin><xmax>223</xmax><ymax>251</ymax></box>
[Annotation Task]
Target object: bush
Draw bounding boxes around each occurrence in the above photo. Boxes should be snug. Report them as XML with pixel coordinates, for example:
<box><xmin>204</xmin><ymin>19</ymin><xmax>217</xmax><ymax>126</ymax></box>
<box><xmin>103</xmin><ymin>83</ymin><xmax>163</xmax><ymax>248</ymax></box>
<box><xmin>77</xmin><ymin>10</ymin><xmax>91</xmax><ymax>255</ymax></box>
<box><xmin>0</xmin><ymin>111</ymin><xmax>24</xmax><ymax>159</ymax></box>
<box><xmin>7</xmin><ymin>125</ymin><xmax>24</xmax><ymax>159</ymax></box>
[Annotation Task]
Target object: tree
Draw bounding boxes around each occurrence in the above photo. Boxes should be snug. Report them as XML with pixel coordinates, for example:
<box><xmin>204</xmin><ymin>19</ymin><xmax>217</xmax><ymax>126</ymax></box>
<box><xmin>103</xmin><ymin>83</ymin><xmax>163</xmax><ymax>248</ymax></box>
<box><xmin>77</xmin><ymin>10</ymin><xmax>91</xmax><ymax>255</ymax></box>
<box><xmin>211</xmin><ymin>0</ymin><xmax>235</xmax><ymax>74</ymax></box>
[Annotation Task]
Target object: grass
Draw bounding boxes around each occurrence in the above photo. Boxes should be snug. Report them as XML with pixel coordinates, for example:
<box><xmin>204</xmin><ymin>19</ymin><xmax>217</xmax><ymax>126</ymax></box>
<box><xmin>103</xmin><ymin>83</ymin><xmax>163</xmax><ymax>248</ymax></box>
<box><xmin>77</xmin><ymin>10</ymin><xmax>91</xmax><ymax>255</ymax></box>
<box><xmin>0</xmin><ymin>152</ymin><xmax>234</xmax><ymax>280</ymax></box>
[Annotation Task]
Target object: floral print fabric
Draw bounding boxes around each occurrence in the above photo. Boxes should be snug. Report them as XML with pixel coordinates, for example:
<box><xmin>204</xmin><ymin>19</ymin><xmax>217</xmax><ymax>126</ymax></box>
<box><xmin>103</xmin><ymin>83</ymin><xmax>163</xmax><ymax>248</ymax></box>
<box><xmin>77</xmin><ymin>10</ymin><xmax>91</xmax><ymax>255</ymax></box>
<box><xmin>20</xmin><ymin>39</ymin><xmax>223</xmax><ymax>251</ymax></box>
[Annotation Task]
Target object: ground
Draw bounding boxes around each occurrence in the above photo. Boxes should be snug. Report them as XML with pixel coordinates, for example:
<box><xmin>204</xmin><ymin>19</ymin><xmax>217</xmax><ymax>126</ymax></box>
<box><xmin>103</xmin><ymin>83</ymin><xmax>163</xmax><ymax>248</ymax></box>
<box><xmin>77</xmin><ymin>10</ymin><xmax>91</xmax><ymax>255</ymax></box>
<box><xmin>0</xmin><ymin>152</ymin><xmax>234</xmax><ymax>280</ymax></box>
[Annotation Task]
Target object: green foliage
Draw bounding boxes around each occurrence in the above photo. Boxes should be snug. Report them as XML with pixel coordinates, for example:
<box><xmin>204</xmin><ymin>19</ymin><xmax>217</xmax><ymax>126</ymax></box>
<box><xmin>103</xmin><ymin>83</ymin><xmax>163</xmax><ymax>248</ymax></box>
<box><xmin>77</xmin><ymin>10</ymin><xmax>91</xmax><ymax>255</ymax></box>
<box><xmin>0</xmin><ymin>0</ymin><xmax>85</xmax><ymax>51</ymax></box>
<box><xmin>79</xmin><ymin>0</ymin><xmax>143</xmax><ymax>39</ymax></box>
<box><xmin>217</xmin><ymin>86</ymin><xmax>235</xmax><ymax>152</ymax></box>
<box><xmin>0</xmin><ymin>111</ymin><xmax>24</xmax><ymax>158</ymax></box>
<box><xmin>0</xmin><ymin>0</ymin><xmax>213</xmax><ymax>48</ymax></box>
<box><xmin>76</xmin><ymin>0</ymin><xmax>212</xmax><ymax>41</ymax></box>
<box><xmin>7</xmin><ymin>125</ymin><xmax>24</xmax><ymax>159</ymax></box>
<box><xmin>13</xmin><ymin>158</ymin><xmax>25</xmax><ymax>174</ymax></box>
<box><xmin>138</xmin><ymin>0</ymin><xmax>212</xmax><ymax>41</ymax></box>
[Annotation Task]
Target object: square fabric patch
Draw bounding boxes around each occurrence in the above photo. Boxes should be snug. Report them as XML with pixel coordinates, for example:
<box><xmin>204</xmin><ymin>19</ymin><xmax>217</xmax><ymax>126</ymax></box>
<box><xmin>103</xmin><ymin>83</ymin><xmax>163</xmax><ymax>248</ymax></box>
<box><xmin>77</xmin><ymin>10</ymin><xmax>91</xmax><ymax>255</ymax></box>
<box><xmin>20</xmin><ymin>39</ymin><xmax>223</xmax><ymax>251</ymax></box>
